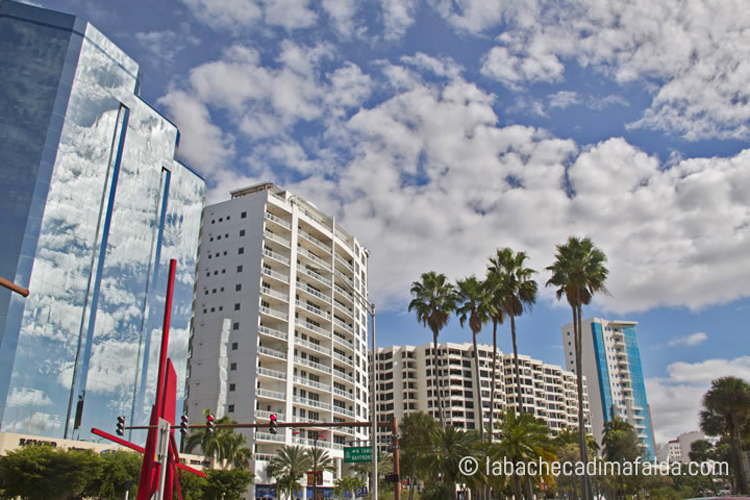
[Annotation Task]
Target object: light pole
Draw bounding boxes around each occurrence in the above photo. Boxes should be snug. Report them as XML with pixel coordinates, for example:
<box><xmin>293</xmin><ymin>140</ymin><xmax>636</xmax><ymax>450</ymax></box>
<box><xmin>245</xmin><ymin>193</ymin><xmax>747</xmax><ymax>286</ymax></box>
<box><xmin>307</xmin><ymin>265</ymin><xmax>376</xmax><ymax>500</ymax></box>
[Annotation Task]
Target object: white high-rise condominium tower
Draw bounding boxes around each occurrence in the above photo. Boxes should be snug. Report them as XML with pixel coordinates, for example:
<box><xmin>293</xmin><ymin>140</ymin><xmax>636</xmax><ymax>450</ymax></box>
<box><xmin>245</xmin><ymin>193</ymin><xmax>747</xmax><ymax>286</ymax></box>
<box><xmin>185</xmin><ymin>183</ymin><xmax>370</xmax><ymax>492</ymax></box>
<box><xmin>373</xmin><ymin>342</ymin><xmax>590</xmax><ymax>444</ymax></box>
<box><xmin>561</xmin><ymin>318</ymin><xmax>656</xmax><ymax>460</ymax></box>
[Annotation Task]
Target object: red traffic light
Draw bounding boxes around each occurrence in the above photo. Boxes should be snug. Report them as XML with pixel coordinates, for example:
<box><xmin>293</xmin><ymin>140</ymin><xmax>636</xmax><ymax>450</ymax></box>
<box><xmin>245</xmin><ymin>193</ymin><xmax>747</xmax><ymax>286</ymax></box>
<box><xmin>269</xmin><ymin>414</ymin><xmax>276</xmax><ymax>422</ymax></box>
<box><xmin>206</xmin><ymin>414</ymin><xmax>214</xmax><ymax>422</ymax></box>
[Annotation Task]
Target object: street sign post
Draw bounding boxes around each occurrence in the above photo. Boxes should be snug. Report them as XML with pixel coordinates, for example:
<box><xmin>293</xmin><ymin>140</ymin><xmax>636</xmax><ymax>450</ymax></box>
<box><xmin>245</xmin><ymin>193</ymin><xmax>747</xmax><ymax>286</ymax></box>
<box><xmin>344</xmin><ymin>446</ymin><xmax>375</xmax><ymax>463</ymax></box>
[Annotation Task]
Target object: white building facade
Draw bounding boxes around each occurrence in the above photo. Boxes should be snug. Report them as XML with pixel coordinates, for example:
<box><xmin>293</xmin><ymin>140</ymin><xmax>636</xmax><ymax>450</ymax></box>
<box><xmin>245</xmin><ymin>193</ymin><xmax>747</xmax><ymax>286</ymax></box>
<box><xmin>561</xmin><ymin>318</ymin><xmax>657</xmax><ymax>460</ymax></box>
<box><xmin>185</xmin><ymin>183</ymin><xmax>370</xmax><ymax>493</ymax></box>
<box><xmin>373</xmin><ymin>342</ymin><xmax>590</xmax><ymax>443</ymax></box>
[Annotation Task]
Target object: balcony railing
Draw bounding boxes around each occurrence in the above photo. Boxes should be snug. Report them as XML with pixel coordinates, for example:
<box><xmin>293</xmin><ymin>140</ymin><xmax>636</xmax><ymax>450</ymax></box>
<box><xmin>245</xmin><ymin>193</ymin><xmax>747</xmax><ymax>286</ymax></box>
<box><xmin>298</xmin><ymin>229</ymin><xmax>332</xmax><ymax>254</ymax></box>
<box><xmin>258</xmin><ymin>367</ymin><xmax>287</xmax><ymax>380</ymax></box>
<box><xmin>334</xmin><ymin>284</ymin><xmax>354</xmax><ymax>302</ymax></box>
<box><xmin>263</xmin><ymin>248</ymin><xmax>290</xmax><ymax>265</ymax></box>
<box><xmin>333</xmin><ymin>387</ymin><xmax>353</xmax><ymax>400</ymax></box>
<box><xmin>332</xmin><ymin>351</ymin><xmax>353</xmax><ymax>366</ymax></box>
<box><xmin>256</xmin><ymin>431</ymin><xmax>286</xmax><ymax>442</ymax></box>
<box><xmin>296</xmin><ymin>300</ymin><xmax>332</xmax><ymax>321</ymax></box>
<box><xmin>294</xmin><ymin>356</ymin><xmax>331</xmax><ymax>374</ymax></box>
<box><xmin>261</xmin><ymin>287</ymin><xmax>289</xmax><ymax>302</ymax></box>
<box><xmin>298</xmin><ymin>247</ymin><xmax>332</xmax><ymax>271</ymax></box>
<box><xmin>295</xmin><ymin>319</ymin><xmax>330</xmax><ymax>337</ymax></box>
<box><xmin>333</xmin><ymin>300</ymin><xmax>353</xmax><ymax>318</ymax></box>
<box><xmin>264</xmin><ymin>230</ymin><xmax>291</xmax><ymax>247</ymax></box>
<box><xmin>333</xmin><ymin>333</ymin><xmax>354</xmax><ymax>350</ymax></box>
<box><xmin>254</xmin><ymin>453</ymin><xmax>277</xmax><ymax>462</ymax></box>
<box><xmin>333</xmin><ymin>370</ymin><xmax>354</xmax><ymax>384</ymax></box>
<box><xmin>295</xmin><ymin>337</ymin><xmax>332</xmax><ymax>356</ymax></box>
<box><xmin>333</xmin><ymin>318</ymin><xmax>354</xmax><ymax>334</ymax></box>
<box><xmin>333</xmin><ymin>406</ymin><xmax>355</xmax><ymax>418</ymax></box>
<box><xmin>294</xmin><ymin>375</ymin><xmax>331</xmax><ymax>392</ymax></box>
<box><xmin>262</xmin><ymin>267</ymin><xmax>289</xmax><ymax>283</ymax></box>
<box><xmin>293</xmin><ymin>396</ymin><xmax>332</xmax><ymax>411</ymax></box>
<box><xmin>296</xmin><ymin>282</ymin><xmax>332</xmax><ymax>303</ymax></box>
<box><xmin>260</xmin><ymin>305</ymin><xmax>288</xmax><ymax>321</ymax></box>
<box><xmin>257</xmin><ymin>388</ymin><xmax>286</xmax><ymax>400</ymax></box>
<box><xmin>259</xmin><ymin>325</ymin><xmax>288</xmax><ymax>341</ymax></box>
<box><xmin>302</xmin><ymin>267</ymin><xmax>332</xmax><ymax>287</ymax></box>
<box><xmin>256</xmin><ymin>410</ymin><xmax>285</xmax><ymax>420</ymax></box>
<box><xmin>335</xmin><ymin>254</ymin><xmax>354</xmax><ymax>272</ymax></box>
<box><xmin>258</xmin><ymin>345</ymin><xmax>287</xmax><ymax>360</ymax></box>
<box><xmin>265</xmin><ymin>211</ymin><xmax>292</xmax><ymax>230</ymax></box>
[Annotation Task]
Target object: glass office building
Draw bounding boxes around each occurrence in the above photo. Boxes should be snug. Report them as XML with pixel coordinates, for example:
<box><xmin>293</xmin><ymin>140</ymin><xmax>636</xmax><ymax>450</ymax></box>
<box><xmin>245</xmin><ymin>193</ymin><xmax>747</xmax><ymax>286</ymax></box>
<box><xmin>0</xmin><ymin>1</ymin><xmax>205</xmax><ymax>440</ymax></box>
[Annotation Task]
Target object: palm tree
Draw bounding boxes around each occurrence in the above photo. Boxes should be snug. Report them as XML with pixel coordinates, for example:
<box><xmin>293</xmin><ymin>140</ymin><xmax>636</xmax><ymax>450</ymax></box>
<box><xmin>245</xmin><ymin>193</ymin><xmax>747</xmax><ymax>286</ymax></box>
<box><xmin>484</xmin><ymin>264</ymin><xmax>507</xmax><ymax>443</ymax></box>
<box><xmin>400</xmin><ymin>411</ymin><xmax>439</xmax><ymax>500</ymax></box>
<box><xmin>333</xmin><ymin>476</ymin><xmax>365</xmax><ymax>499</ymax></box>
<box><xmin>220</xmin><ymin>431</ymin><xmax>253</xmax><ymax>470</ymax></box>
<box><xmin>546</xmin><ymin>237</ymin><xmax>608</xmax><ymax>500</ymax></box>
<box><xmin>352</xmin><ymin>451</ymin><xmax>393</xmax><ymax>493</ymax></box>
<box><xmin>456</xmin><ymin>276</ymin><xmax>493</xmax><ymax>442</ymax></box>
<box><xmin>268</xmin><ymin>446</ymin><xmax>311</xmax><ymax>500</ymax></box>
<box><xmin>409</xmin><ymin>272</ymin><xmax>458</xmax><ymax>427</ymax></box>
<box><xmin>306</xmin><ymin>446</ymin><xmax>336</xmax><ymax>500</ymax></box>
<box><xmin>430</xmin><ymin>425</ymin><xmax>480</xmax><ymax>500</ymax></box>
<box><xmin>489</xmin><ymin>248</ymin><xmax>538</xmax><ymax>416</ymax></box>
<box><xmin>700</xmin><ymin>376</ymin><xmax>750</xmax><ymax>495</ymax></box>
<box><xmin>490</xmin><ymin>409</ymin><xmax>556</xmax><ymax>500</ymax></box>
<box><xmin>183</xmin><ymin>409</ymin><xmax>232</xmax><ymax>466</ymax></box>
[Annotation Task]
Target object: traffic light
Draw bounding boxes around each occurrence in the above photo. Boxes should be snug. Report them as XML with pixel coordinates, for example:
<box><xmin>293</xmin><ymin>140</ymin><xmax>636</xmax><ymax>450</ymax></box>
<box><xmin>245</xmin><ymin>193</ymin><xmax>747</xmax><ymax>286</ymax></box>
<box><xmin>116</xmin><ymin>416</ymin><xmax>125</xmax><ymax>436</ymax></box>
<box><xmin>206</xmin><ymin>413</ymin><xmax>215</xmax><ymax>434</ymax></box>
<box><xmin>269</xmin><ymin>413</ymin><xmax>277</xmax><ymax>434</ymax></box>
<box><xmin>180</xmin><ymin>415</ymin><xmax>189</xmax><ymax>436</ymax></box>
<box><xmin>385</xmin><ymin>473</ymin><xmax>400</xmax><ymax>484</ymax></box>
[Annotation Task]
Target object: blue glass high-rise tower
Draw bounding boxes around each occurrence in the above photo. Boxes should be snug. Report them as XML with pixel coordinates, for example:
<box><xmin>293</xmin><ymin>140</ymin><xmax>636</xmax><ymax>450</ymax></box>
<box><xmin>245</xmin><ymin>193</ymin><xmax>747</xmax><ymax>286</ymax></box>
<box><xmin>0</xmin><ymin>1</ymin><xmax>205</xmax><ymax>440</ymax></box>
<box><xmin>562</xmin><ymin>318</ymin><xmax>657</xmax><ymax>460</ymax></box>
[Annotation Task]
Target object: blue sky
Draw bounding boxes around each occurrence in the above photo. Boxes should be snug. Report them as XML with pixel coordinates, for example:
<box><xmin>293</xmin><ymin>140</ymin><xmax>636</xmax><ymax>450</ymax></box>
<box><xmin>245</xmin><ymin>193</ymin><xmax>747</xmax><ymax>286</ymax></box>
<box><xmin>28</xmin><ymin>0</ymin><xmax>750</xmax><ymax>443</ymax></box>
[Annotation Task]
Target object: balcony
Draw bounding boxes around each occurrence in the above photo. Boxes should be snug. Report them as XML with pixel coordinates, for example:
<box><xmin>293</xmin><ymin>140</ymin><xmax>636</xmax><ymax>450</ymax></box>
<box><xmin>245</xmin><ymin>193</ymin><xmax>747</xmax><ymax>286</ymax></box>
<box><xmin>263</xmin><ymin>248</ymin><xmax>290</xmax><ymax>266</ymax></box>
<box><xmin>294</xmin><ymin>356</ymin><xmax>332</xmax><ymax>374</ymax></box>
<box><xmin>295</xmin><ymin>337</ymin><xmax>332</xmax><ymax>356</ymax></box>
<box><xmin>258</xmin><ymin>345</ymin><xmax>287</xmax><ymax>360</ymax></box>
<box><xmin>295</xmin><ymin>319</ymin><xmax>330</xmax><ymax>337</ymax></box>
<box><xmin>264</xmin><ymin>230</ymin><xmax>291</xmax><ymax>248</ymax></box>
<box><xmin>262</xmin><ymin>267</ymin><xmax>289</xmax><ymax>284</ymax></box>
<box><xmin>335</xmin><ymin>253</ymin><xmax>354</xmax><ymax>273</ymax></box>
<box><xmin>265</xmin><ymin>211</ymin><xmax>292</xmax><ymax>230</ymax></box>
<box><xmin>296</xmin><ymin>282</ymin><xmax>332</xmax><ymax>304</ymax></box>
<box><xmin>333</xmin><ymin>318</ymin><xmax>354</xmax><ymax>334</ymax></box>
<box><xmin>256</xmin><ymin>410</ymin><xmax>285</xmax><ymax>420</ymax></box>
<box><xmin>333</xmin><ymin>406</ymin><xmax>355</xmax><ymax>418</ymax></box>
<box><xmin>259</xmin><ymin>325</ymin><xmax>288</xmax><ymax>341</ymax></box>
<box><xmin>301</xmin><ymin>267</ymin><xmax>332</xmax><ymax>288</ymax></box>
<box><xmin>333</xmin><ymin>370</ymin><xmax>354</xmax><ymax>384</ymax></box>
<box><xmin>254</xmin><ymin>453</ymin><xmax>277</xmax><ymax>462</ymax></box>
<box><xmin>257</xmin><ymin>388</ymin><xmax>286</xmax><ymax>400</ymax></box>
<box><xmin>298</xmin><ymin>247</ymin><xmax>332</xmax><ymax>271</ymax></box>
<box><xmin>294</xmin><ymin>395</ymin><xmax>332</xmax><ymax>411</ymax></box>
<box><xmin>296</xmin><ymin>300</ymin><xmax>332</xmax><ymax>321</ymax></box>
<box><xmin>260</xmin><ymin>305</ymin><xmax>288</xmax><ymax>321</ymax></box>
<box><xmin>298</xmin><ymin>229</ymin><xmax>332</xmax><ymax>254</ymax></box>
<box><xmin>256</xmin><ymin>431</ymin><xmax>286</xmax><ymax>442</ymax></box>
<box><xmin>258</xmin><ymin>367</ymin><xmax>287</xmax><ymax>380</ymax></box>
<box><xmin>335</xmin><ymin>270</ymin><xmax>354</xmax><ymax>289</ymax></box>
<box><xmin>333</xmin><ymin>387</ymin><xmax>353</xmax><ymax>400</ymax></box>
<box><xmin>294</xmin><ymin>375</ymin><xmax>331</xmax><ymax>392</ymax></box>
<box><xmin>333</xmin><ymin>300</ymin><xmax>353</xmax><ymax>319</ymax></box>
<box><xmin>333</xmin><ymin>334</ymin><xmax>354</xmax><ymax>351</ymax></box>
<box><xmin>261</xmin><ymin>287</ymin><xmax>289</xmax><ymax>303</ymax></box>
<box><xmin>332</xmin><ymin>351</ymin><xmax>353</xmax><ymax>366</ymax></box>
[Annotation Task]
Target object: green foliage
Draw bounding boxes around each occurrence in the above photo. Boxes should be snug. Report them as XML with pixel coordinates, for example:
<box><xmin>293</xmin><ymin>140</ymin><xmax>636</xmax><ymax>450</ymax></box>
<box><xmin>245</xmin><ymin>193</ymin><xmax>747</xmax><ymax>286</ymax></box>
<box><xmin>0</xmin><ymin>445</ymin><xmax>103</xmax><ymax>500</ymax></box>
<box><xmin>177</xmin><ymin>470</ymin><xmax>209</xmax><ymax>500</ymax></box>
<box><xmin>334</xmin><ymin>476</ymin><xmax>365</xmax><ymax>498</ymax></box>
<box><xmin>184</xmin><ymin>409</ymin><xmax>253</xmax><ymax>469</ymax></box>
<box><xmin>268</xmin><ymin>445</ymin><xmax>312</xmax><ymax>500</ymax></box>
<box><xmin>203</xmin><ymin>468</ymin><xmax>255</xmax><ymax>500</ymax></box>
<box><xmin>83</xmin><ymin>450</ymin><xmax>142</xmax><ymax>499</ymax></box>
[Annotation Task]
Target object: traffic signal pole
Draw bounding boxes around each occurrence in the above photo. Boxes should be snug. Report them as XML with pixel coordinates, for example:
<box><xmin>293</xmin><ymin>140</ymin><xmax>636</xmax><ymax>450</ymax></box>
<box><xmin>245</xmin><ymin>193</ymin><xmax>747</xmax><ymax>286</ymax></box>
<box><xmin>392</xmin><ymin>417</ymin><xmax>400</xmax><ymax>500</ymax></box>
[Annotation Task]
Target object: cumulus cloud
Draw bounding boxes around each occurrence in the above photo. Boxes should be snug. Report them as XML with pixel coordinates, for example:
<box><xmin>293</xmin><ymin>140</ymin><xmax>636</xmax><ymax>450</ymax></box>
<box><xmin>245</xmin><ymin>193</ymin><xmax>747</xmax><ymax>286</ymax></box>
<box><xmin>134</xmin><ymin>29</ymin><xmax>200</xmax><ymax>68</ymax></box>
<box><xmin>647</xmin><ymin>356</ymin><xmax>750</xmax><ymax>442</ymax></box>
<box><xmin>441</xmin><ymin>0</ymin><xmax>750</xmax><ymax>140</ymax></box>
<box><xmin>668</xmin><ymin>332</ymin><xmax>708</xmax><ymax>347</ymax></box>
<box><xmin>181</xmin><ymin>0</ymin><xmax>316</xmax><ymax>31</ymax></box>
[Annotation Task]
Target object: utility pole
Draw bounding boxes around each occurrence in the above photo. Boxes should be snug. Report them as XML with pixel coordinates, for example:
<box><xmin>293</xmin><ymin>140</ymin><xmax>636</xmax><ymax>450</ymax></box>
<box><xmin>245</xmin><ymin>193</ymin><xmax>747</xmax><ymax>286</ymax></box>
<box><xmin>392</xmin><ymin>418</ymin><xmax>400</xmax><ymax>500</ymax></box>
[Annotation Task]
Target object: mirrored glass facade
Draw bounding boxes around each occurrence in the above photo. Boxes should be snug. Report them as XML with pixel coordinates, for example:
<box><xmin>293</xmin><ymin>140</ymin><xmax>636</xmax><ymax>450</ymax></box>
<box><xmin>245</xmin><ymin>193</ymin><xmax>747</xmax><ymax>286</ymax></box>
<box><xmin>0</xmin><ymin>1</ymin><xmax>205</xmax><ymax>441</ymax></box>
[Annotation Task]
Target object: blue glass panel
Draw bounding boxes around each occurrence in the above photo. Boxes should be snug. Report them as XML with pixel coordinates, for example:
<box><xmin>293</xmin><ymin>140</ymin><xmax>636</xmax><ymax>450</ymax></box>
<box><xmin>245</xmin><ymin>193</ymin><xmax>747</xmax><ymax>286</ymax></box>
<box><xmin>591</xmin><ymin>322</ymin><xmax>614</xmax><ymax>427</ymax></box>
<box><xmin>623</xmin><ymin>325</ymin><xmax>656</xmax><ymax>460</ymax></box>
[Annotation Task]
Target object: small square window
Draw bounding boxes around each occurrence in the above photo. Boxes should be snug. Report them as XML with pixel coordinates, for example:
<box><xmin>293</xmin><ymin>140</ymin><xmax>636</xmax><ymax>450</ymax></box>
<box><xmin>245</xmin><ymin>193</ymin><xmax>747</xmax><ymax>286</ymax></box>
<box><xmin>204</xmin><ymin>290</ymin><xmax>208</xmax><ymax>295</ymax></box>
<box><xmin>214</xmin><ymin>271</ymin><xmax>218</xmax><ymax>275</ymax></box>
<box><xmin>233</xmin><ymin>322</ymin><xmax>240</xmax><ymax>330</ymax></box>
<box><xmin>240</xmin><ymin>230</ymin><xmax>245</xmax><ymax>237</ymax></box>
<box><xmin>203</xmin><ymin>309</ymin><xmax>207</xmax><ymax>314</ymax></box>
<box><xmin>223</xmin><ymin>251</ymin><xmax>227</xmax><ymax>256</ymax></box>
<box><xmin>210</xmin><ymin>307</ymin><xmax>215</xmax><ymax>312</ymax></box>
<box><xmin>206</xmin><ymin>272</ymin><xmax>210</xmax><ymax>277</ymax></box>
<box><xmin>238</xmin><ymin>247</ymin><xmax>244</xmax><ymax>255</ymax></box>
<box><xmin>237</xmin><ymin>266</ymin><xmax>243</xmax><ymax>273</ymax></box>
<box><xmin>225</xmin><ymin>234</ymin><xmax>229</xmax><ymax>238</ymax></box>
<box><xmin>222</xmin><ymin>269</ymin><xmax>226</xmax><ymax>274</ymax></box>
<box><xmin>217</xmin><ymin>236</ymin><xmax>221</xmax><ymax>240</ymax></box>
<box><xmin>218</xmin><ymin>306</ymin><xmax>223</xmax><ymax>311</ymax></box>
<box><xmin>220</xmin><ymin>287</ymin><xmax>224</xmax><ymax>292</ymax></box>
<box><xmin>236</xmin><ymin>284</ymin><xmax>242</xmax><ymax>291</ymax></box>
<box><xmin>219</xmin><ymin>218</ymin><xmax>223</xmax><ymax>222</ymax></box>
<box><xmin>229</xmin><ymin>383</ymin><xmax>236</xmax><ymax>391</ymax></box>
<box><xmin>211</xmin><ymin>220</ymin><xmax>215</xmax><ymax>224</ymax></box>
<box><xmin>230</xmin><ymin>362</ymin><xmax>237</xmax><ymax>371</ymax></box>
<box><xmin>241</xmin><ymin>211</ymin><xmax>247</xmax><ymax>218</ymax></box>
<box><xmin>232</xmin><ymin>342</ymin><xmax>238</xmax><ymax>350</ymax></box>
<box><xmin>234</xmin><ymin>303</ymin><xmax>241</xmax><ymax>311</ymax></box>
<box><xmin>228</xmin><ymin>404</ymin><xmax>235</xmax><ymax>412</ymax></box>
<box><xmin>208</xmin><ymin>254</ymin><xmax>212</xmax><ymax>259</ymax></box>
<box><xmin>212</xmin><ymin>289</ymin><xmax>217</xmax><ymax>294</ymax></box>
<box><xmin>210</xmin><ymin>237</ymin><xmax>214</xmax><ymax>242</ymax></box>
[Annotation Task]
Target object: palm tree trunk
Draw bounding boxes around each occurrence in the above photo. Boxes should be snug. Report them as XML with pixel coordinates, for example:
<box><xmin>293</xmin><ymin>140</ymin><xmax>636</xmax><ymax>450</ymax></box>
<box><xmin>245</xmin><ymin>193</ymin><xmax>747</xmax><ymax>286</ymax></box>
<box><xmin>473</xmin><ymin>331</ymin><xmax>484</xmax><ymax>442</ymax></box>
<box><xmin>408</xmin><ymin>463</ymin><xmax>416</xmax><ymax>500</ymax></box>
<box><xmin>490</xmin><ymin>320</ymin><xmax>497</xmax><ymax>442</ymax></box>
<box><xmin>511</xmin><ymin>315</ymin><xmax>523</xmax><ymax>414</ymax></box>
<box><xmin>575</xmin><ymin>302</ymin><xmax>593</xmax><ymax>500</ymax></box>
<box><xmin>732</xmin><ymin>414</ymin><xmax>749</xmax><ymax>494</ymax></box>
<box><xmin>433</xmin><ymin>330</ymin><xmax>445</xmax><ymax>427</ymax></box>
<box><xmin>513</xmin><ymin>473</ymin><xmax>523</xmax><ymax>500</ymax></box>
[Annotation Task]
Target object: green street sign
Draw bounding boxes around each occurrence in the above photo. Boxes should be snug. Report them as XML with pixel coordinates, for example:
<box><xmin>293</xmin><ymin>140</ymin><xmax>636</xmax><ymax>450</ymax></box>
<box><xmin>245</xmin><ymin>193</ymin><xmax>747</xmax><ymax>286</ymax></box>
<box><xmin>344</xmin><ymin>446</ymin><xmax>375</xmax><ymax>463</ymax></box>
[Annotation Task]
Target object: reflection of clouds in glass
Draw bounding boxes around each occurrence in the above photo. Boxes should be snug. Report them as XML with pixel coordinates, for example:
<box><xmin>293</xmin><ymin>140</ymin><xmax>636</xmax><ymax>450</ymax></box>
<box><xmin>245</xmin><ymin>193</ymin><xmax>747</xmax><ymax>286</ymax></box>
<box><xmin>7</xmin><ymin>388</ymin><xmax>53</xmax><ymax>408</ymax></box>
<box><xmin>5</xmin><ymin>412</ymin><xmax>62</xmax><ymax>434</ymax></box>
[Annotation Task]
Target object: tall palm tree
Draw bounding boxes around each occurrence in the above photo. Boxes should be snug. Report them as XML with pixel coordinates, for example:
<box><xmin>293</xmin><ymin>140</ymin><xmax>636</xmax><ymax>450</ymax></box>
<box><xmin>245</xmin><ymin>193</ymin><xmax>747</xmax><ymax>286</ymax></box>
<box><xmin>489</xmin><ymin>248</ymin><xmax>538</xmax><ymax>416</ymax></box>
<box><xmin>700</xmin><ymin>376</ymin><xmax>750</xmax><ymax>495</ymax></box>
<box><xmin>490</xmin><ymin>409</ymin><xmax>556</xmax><ymax>500</ymax></box>
<box><xmin>484</xmin><ymin>264</ymin><xmax>507</xmax><ymax>443</ymax></box>
<box><xmin>183</xmin><ymin>409</ymin><xmax>232</xmax><ymax>466</ymax></box>
<box><xmin>220</xmin><ymin>431</ymin><xmax>253</xmax><ymax>470</ymax></box>
<box><xmin>268</xmin><ymin>446</ymin><xmax>312</xmax><ymax>500</ymax></box>
<box><xmin>333</xmin><ymin>476</ymin><xmax>365</xmax><ymax>499</ymax></box>
<box><xmin>409</xmin><ymin>272</ymin><xmax>458</xmax><ymax>427</ymax></box>
<box><xmin>546</xmin><ymin>237</ymin><xmax>608</xmax><ymax>500</ymax></box>
<box><xmin>306</xmin><ymin>446</ymin><xmax>336</xmax><ymax>500</ymax></box>
<box><xmin>400</xmin><ymin>411</ymin><xmax>439</xmax><ymax>500</ymax></box>
<box><xmin>430</xmin><ymin>425</ymin><xmax>480</xmax><ymax>500</ymax></box>
<box><xmin>456</xmin><ymin>276</ymin><xmax>493</xmax><ymax>441</ymax></box>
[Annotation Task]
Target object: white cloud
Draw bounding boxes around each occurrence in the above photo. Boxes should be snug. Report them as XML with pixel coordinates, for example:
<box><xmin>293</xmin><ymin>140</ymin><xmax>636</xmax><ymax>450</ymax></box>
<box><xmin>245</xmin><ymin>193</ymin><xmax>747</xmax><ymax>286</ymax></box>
<box><xmin>382</xmin><ymin>0</ymin><xmax>419</xmax><ymax>40</ymax></box>
<box><xmin>548</xmin><ymin>90</ymin><xmax>580</xmax><ymax>109</ymax></box>
<box><xmin>668</xmin><ymin>332</ymin><xmax>708</xmax><ymax>347</ymax></box>
<box><xmin>181</xmin><ymin>0</ymin><xmax>316</xmax><ymax>31</ymax></box>
<box><xmin>6</xmin><ymin>388</ymin><xmax>53</xmax><ymax>408</ymax></box>
<box><xmin>647</xmin><ymin>356</ymin><xmax>750</xmax><ymax>443</ymax></box>
<box><xmin>4</xmin><ymin>412</ymin><xmax>62</xmax><ymax>434</ymax></box>
<box><xmin>134</xmin><ymin>30</ymin><xmax>199</xmax><ymax>68</ymax></box>
<box><xmin>441</xmin><ymin>0</ymin><xmax>750</xmax><ymax>140</ymax></box>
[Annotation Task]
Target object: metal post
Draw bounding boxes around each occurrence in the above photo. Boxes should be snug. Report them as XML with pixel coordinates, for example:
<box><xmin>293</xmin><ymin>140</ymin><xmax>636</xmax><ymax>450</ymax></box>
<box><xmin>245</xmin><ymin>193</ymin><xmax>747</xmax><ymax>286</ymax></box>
<box><xmin>392</xmin><ymin>418</ymin><xmax>400</xmax><ymax>500</ymax></box>
<box><xmin>371</xmin><ymin>305</ymin><xmax>377</xmax><ymax>500</ymax></box>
